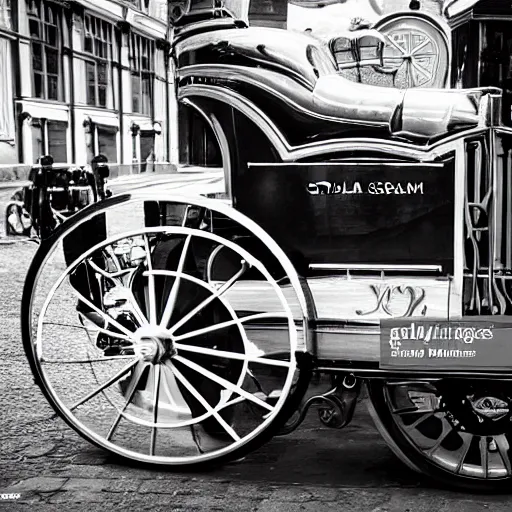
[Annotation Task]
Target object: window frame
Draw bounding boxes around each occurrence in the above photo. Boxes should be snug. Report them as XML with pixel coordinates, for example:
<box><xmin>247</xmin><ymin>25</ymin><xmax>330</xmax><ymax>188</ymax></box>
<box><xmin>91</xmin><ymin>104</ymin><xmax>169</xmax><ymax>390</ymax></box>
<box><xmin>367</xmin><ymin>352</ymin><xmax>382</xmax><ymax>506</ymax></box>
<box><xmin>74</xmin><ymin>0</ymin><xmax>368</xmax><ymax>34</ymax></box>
<box><xmin>130</xmin><ymin>32</ymin><xmax>155</xmax><ymax>116</ymax></box>
<box><xmin>27</xmin><ymin>0</ymin><xmax>63</xmax><ymax>101</ymax></box>
<box><xmin>83</xmin><ymin>13</ymin><xmax>115</xmax><ymax>109</ymax></box>
<box><xmin>0</xmin><ymin>0</ymin><xmax>12</xmax><ymax>30</ymax></box>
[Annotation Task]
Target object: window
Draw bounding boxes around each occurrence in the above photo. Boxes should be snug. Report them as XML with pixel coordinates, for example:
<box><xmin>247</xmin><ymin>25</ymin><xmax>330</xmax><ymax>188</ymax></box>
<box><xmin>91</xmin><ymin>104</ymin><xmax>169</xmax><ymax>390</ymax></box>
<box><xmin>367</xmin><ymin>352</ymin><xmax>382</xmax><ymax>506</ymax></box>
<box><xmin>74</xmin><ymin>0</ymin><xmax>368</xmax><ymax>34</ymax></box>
<box><xmin>130</xmin><ymin>33</ymin><xmax>154</xmax><ymax>115</ymax></box>
<box><xmin>0</xmin><ymin>0</ymin><xmax>12</xmax><ymax>30</ymax></box>
<box><xmin>27</xmin><ymin>0</ymin><xmax>62</xmax><ymax>101</ymax></box>
<box><xmin>123</xmin><ymin>0</ymin><xmax>151</xmax><ymax>14</ymax></box>
<box><xmin>30</xmin><ymin>119</ymin><xmax>68</xmax><ymax>163</ymax></box>
<box><xmin>84</xmin><ymin>15</ymin><xmax>115</xmax><ymax>108</ymax></box>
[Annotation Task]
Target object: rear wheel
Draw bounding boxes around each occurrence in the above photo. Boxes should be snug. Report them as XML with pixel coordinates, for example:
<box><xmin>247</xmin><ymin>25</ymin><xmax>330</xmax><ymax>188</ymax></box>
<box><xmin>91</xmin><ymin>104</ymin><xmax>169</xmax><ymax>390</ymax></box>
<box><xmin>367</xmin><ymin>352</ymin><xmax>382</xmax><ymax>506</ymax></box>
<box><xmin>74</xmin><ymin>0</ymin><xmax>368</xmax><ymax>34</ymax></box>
<box><xmin>368</xmin><ymin>379</ymin><xmax>512</xmax><ymax>491</ymax></box>
<box><xmin>22</xmin><ymin>194</ymin><xmax>311</xmax><ymax>467</ymax></box>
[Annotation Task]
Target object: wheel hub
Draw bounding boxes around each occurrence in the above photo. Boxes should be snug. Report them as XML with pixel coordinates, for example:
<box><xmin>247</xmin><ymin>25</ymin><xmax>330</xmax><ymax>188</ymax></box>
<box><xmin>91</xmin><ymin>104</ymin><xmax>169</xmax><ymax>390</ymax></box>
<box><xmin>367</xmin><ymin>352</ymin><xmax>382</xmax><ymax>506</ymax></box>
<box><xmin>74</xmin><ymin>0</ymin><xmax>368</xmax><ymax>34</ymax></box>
<box><xmin>442</xmin><ymin>387</ymin><xmax>512</xmax><ymax>436</ymax></box>
<box><xmin>469</xmin><ymin>395</ymin><xmax>510</xmax><ymax>422</ymax></box>
<box><xmin>133</xmin><ymin>327</ymin><xmax>177</xmax><ymax>364</ymax></box>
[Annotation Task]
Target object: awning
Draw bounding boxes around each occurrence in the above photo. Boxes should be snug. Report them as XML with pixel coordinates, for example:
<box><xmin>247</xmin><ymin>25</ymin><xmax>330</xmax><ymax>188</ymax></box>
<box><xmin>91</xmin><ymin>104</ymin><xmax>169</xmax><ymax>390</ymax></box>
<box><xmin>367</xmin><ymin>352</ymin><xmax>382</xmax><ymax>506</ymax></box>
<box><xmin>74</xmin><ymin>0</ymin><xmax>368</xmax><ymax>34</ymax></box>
<box><xmin>128</xmin><ymin>118</ymin><xmax>155</xmax><ymax>132</ymax></box>
<box><xmin>443</xmin><ymin>0</ymin><xmax>480</xmax><ymax>18</ymax></box>
<box><xmin>18</xmin><ymin>102</ymin><xmax>69</xmax><ymax>122</ymax></box>
<box><xmin>86</xmin><ymin>114</ymin><xmax>119</xmax><ymax>128</ymax></box>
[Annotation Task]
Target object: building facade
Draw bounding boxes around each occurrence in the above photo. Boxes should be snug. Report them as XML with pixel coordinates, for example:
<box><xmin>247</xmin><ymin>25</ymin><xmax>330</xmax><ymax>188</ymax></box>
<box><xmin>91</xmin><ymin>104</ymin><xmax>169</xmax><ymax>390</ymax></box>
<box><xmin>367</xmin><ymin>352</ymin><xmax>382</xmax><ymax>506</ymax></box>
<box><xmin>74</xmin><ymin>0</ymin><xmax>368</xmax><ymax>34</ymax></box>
<box><xmin>0</xmin><ymin>0</ymin><xmax>177</xmax><ymax>172</ymax></box>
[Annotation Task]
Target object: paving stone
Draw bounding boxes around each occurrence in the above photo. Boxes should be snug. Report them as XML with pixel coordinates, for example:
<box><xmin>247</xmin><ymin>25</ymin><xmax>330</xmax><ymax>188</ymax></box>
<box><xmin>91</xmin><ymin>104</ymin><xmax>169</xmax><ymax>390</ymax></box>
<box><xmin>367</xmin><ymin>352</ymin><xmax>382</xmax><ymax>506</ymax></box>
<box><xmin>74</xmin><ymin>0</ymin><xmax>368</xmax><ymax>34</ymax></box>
<box><xmin>71</xmin><ymin>452</ymin><xmax>109</xmax><ymax>465</ymax></box>
<box><xmin>47</xmin><ymin>491</ymin><xmax>110</xmax><ymax>505</ymax></box>
<box><xmin>3</xmin><ymin>477</ymin><xmax>68</xmax><ymax>493</ymax></box>
<box><xmin>263</xmin><ymin>485</ymin><xmax>339</xmax><ymax>502</ymax></box>
<box><xmin>62</xmin><ymin>478</ymin><xmax>110</xmax><ymax>492</ymax></box>
<box><xmin>225</xmin><ymin>483</ymin><xmax>274</xmax><ymax>500</ymax></box>
<box><xmin>22</xmin><ymin>443</ymin><xmax>57</xmax><ymax>458</ymax></box>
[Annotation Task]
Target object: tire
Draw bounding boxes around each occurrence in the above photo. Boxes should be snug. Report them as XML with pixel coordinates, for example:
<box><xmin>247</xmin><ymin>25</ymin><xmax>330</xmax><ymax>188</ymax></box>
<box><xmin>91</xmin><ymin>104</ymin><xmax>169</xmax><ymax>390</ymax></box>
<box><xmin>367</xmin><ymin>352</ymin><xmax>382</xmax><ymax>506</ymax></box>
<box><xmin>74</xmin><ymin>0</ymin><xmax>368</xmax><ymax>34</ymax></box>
<box><xmin>22</xmin><ymin>193</ymin><xmax>312</xmax><ymax>468</ymax></box>
<box><xmin>368</xmin><ymin>379</ymin><xmax>512</xmax><ymax>492</ymax></box>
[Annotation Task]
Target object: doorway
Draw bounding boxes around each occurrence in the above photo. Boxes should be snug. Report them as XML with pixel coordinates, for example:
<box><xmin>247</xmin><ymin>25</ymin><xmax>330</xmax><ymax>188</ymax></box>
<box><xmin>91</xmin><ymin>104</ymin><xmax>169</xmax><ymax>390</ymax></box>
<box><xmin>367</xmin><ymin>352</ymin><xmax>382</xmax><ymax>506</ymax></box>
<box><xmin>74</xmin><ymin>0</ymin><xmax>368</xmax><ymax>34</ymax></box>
<box><xmin>140</xmin><ymin>130</ymin><xmax>154</xmax><ymax>172</ymax></box>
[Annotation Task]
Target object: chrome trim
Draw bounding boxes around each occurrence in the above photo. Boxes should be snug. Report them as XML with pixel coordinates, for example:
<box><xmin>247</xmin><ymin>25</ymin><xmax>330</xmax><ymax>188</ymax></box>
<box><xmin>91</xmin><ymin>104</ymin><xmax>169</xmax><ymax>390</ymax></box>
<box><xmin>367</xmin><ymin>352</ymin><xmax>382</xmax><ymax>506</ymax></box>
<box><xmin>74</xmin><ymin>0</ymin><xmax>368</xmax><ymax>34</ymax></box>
<box><xmin>316</xmin><ymin>367</ymin><xmax>512</xmax><ymax>378</ymax></box>
<box><xmin>309</xmin><ymin>264</ymin><xmax>443</xmax><ymax>272</ymax></box>
<box><xmin>249</xmin><ymin>162</ymin><xmax>446</xmax><ymax>168</ymax></box>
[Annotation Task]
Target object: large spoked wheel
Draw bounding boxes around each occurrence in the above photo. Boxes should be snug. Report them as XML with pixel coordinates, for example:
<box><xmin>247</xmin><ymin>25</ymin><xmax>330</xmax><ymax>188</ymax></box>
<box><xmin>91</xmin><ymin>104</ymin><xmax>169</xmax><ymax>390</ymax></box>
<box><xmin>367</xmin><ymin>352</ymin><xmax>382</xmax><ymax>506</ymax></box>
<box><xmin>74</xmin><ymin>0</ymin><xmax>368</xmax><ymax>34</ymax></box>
<box><xmin>368</xmin><ymin>379</ymin><xmax>512</xmax><ymax>491</ymax></box>
<box><xmin>22</xmin><ymin>194</ymin><xmax>311</xmax><ymax>467</ymax></box>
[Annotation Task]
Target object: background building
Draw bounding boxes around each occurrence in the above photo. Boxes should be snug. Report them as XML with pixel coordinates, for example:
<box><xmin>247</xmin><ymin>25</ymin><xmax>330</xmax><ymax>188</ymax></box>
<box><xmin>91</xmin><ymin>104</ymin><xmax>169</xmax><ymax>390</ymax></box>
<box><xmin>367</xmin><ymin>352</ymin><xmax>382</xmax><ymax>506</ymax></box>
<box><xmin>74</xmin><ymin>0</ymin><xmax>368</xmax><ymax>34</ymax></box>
<box><xmin>1</xmin><ymin>0</ymin><xmax>511</xmax><ymax>172</ymax></box>
<box><xmin>0</xmin><ymin>0</ymin><xmax>175</xmax><ymax>174</ymax></box>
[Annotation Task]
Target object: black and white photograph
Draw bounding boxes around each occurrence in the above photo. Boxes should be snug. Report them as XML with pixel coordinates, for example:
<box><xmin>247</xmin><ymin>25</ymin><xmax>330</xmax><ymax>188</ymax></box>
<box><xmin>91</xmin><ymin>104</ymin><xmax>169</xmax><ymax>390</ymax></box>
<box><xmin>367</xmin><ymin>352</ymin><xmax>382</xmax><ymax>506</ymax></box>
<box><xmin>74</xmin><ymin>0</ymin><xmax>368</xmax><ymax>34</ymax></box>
<box><xmin>3</xmin><ymin>0</ymin><xmax>512</xmax><ymax>510</ymax></box>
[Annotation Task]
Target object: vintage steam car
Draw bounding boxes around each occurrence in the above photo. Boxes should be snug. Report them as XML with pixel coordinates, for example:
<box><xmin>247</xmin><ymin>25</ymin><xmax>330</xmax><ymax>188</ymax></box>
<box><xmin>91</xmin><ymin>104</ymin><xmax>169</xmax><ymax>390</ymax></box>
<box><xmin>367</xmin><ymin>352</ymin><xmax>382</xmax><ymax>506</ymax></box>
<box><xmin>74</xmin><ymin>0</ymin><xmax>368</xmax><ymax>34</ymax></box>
<box><xmin>21</xmin><ymin>3</ymin><xmax>512</xmax><ymax>492</ymax></box>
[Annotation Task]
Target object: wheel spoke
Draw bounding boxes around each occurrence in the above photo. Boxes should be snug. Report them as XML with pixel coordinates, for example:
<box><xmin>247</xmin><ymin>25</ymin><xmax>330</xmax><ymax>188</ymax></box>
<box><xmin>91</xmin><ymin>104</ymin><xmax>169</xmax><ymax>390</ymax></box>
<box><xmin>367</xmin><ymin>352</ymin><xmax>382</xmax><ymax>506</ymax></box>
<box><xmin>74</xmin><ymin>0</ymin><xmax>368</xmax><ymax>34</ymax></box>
<box><xmin>406</xmin><ymin>61</ymin><xmax>413</xmax><ymax>88</ymax></box>
<box><xmin>143</xmin><ymin>235</ymin><xmax>157</xmax><ymax>324</ymax></box>
<box><xmin>77</xmin><ymin>314</ymin><xmax>135</xmax><ymax>343</ymax></box>
<box><xmin>424</xmin><ymin>419</ymin><xmax>454</xmax><ymax>456</ymax></box>
<box><xmin>411</xmin><ymin>38</ymin><xmax>430</xmax><ymax>55</ymax></box>
<box><xmin>174</xmin><ymin>354</ymin><xmax>274</xmax><ymax>413</ymax></box>
<box><xmin>169</xmin><ymin>361</ymin><xmax>240</xmax><ymax>442</ymax></box>
<box><xmin>104</xmin><ymin>245</ymin><xmax>123</xmax><ymax>272</ymax></box>
<box><xmin>386</xmin><ymin>36</ymin><xmax>407</xmax><ymax>55</ymax></box>
<box><xmin>69</xmin><ymin>284</ymin><xmax>134</xmax><ymax>338</ymax></box>
<box><xmin>174</xmin><ymin>342</ymin><xmax>292</xmax><ymax>368</ymax></box>
<box><xmin>69</xmin><ymin>359</ymin><xmax>139</xmax><ymax>412</ymax></box>
<box><xmin>166</xmin><ymin>260</ymin><xmax>249</xmax><ymax>336</ymax></box>
<box><xmin>160</xmin><ymin>363</ymin><xmax>193</xmax><ymax>414</ymax></box>
<box><xmin>150</xmin><ymin>364</ymin><xmax>162</xmax><ymax>456</ymax></box>
<box><xmin>173</xmin><ymin>312</ymin><xmax>287</xmax><ymax>342</ymax></box>
<box><xmin>117</xmin><ymin>286</ymin><xmax>149</xmax><ymax>327</ymax></box>
<box><xmin>411</xmin><ymin>60</ymin><xmax>431</xmax><ymax>82</ymax></box>
<box><xmin>480</xmin><ymin>437</ymin><xmax>489</xmax><ymax>479</ymax></box>
<box><xmin>43</xmin><ymin>315</ymin><xmax>133</xmax><ymax>346</ymax></box>
<box><xmin>159</xmin><ymin>235</ymin><xmax>192</xmax><ymax>329</ymax></box>
<box><xmin>106</xmin><ymin>361</ymin><xmax>148</xmax><ymax>441</ymax></box>
<box><xmin>402</xmin><ymin>412</ymin><xmax>434</xmax><ymax>432</ymax></box>
<box><xmin>454</xmin><ymin>433</ymin><xmax>473</xmax><ymax>474</ymax></box>
<box><xmin>495</xmin><ymin>435</ymin><xmax>512</xmax><ymax>474</ymax></box>
<box><xmin>86</xmin><ymin>259</ymin><xmax>133</xmax><ymax>280</ymax></box>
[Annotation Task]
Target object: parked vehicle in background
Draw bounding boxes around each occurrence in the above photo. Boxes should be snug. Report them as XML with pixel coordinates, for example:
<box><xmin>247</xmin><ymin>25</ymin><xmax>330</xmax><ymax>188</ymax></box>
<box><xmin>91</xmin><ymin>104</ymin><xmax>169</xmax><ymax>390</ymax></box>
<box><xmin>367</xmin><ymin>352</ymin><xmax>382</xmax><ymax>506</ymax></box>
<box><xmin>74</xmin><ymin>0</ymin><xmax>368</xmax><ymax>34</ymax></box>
<box><xmin>5</xmin><ymin>154</ymin><xmax>111</xmax><ymax>240</ymax></box>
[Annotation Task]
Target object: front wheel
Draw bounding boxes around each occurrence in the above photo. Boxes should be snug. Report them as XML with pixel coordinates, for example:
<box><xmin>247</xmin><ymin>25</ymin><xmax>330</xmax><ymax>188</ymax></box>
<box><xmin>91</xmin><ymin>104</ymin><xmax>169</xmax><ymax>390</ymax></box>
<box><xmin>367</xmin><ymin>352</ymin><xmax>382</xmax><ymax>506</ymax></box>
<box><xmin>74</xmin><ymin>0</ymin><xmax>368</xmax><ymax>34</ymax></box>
<box><xmin>367</xmin><ymin>379</ymin><xmax>512</xmax><ymax>491</ymax></box>
<box><xmin>22</xmin><ymin>194</ymin><xmax>311</xmax><ymax>467</ymax></box>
